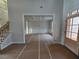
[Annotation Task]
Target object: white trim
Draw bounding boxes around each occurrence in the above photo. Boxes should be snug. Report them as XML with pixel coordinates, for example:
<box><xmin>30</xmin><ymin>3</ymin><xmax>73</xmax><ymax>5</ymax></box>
<box><xmin>22</xmin><ymin>14</ymin><xmax>26</xmax><ymax>44</ymax></box>
<box><xmin>1</xmin><ymin>42</ymin><xmax>13</xmax><ymax>50</ymax></box>
<box><xmin>12</xmin><ymin>42</ymin><xmax>26</xmax><ymax>44</ymax></box>
<box><xmin>23</xmin><ymin>13</ymin><xmax>54</xmax><ymax>16</ymax></box>
<box><xmin>65</xmin><ymin>44</ymin><xmax>78</xmax><ymax>55</ymax></box>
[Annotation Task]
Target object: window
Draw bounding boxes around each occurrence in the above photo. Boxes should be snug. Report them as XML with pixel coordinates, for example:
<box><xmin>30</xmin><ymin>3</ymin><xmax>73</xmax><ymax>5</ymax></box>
<box><xmin>0</xmin><ymin>0</ymin><xmax>9</xmax><ymax>42</ymax></box>
<box><xmin>72</xmin><ymin>10</ymin><xmax>77</xmax><ymax>15</ymax></box>
<box><xmin>0</xmin><ymin>0</ymin><xmax>8</xmax><ymax>27</ymax></box>
<box><xmin>66</xmin><ymin>10</ymin><xmax>79</xmax><ymax>41</ymax></box>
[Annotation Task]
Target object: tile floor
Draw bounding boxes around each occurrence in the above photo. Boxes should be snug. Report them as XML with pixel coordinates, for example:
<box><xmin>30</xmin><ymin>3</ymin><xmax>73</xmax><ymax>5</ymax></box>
<box><xmin>0</xmin><ymin>34</ymin><xmax>78</xmax><ymax>59</ymax></box>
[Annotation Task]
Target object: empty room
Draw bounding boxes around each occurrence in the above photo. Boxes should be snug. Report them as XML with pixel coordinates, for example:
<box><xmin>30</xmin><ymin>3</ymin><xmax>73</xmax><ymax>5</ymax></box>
<box><xmin>0</xmin><ymin>0</ymin><xmax>79</xmax><ymax>59</ymax></box>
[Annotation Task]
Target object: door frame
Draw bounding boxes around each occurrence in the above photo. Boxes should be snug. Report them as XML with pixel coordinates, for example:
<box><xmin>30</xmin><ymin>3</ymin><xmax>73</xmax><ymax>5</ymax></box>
<box><xmin>22</xmin><ymin>13</ymin><xmax>54</xmax><ymax>43</ymax></box>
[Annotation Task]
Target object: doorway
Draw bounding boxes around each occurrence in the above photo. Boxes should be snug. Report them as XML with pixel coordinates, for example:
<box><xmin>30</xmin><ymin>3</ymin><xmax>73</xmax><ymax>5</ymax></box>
<box><xmin>24</xmin><ymin>15</ymin><xmax>53</xmax><ymax>42</ymax></box>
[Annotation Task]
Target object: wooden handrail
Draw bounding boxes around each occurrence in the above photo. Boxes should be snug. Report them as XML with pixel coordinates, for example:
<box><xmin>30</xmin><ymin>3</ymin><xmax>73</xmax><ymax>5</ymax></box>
<box><xmin>0</xmin><ymin>21</ymin><xmax>9</xmax><ymax>43</ymax></box>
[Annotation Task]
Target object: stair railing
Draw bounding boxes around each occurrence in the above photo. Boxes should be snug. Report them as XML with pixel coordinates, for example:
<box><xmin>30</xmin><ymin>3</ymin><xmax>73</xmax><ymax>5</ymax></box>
<box><xmin>0</xmin><ymin>21</ymin><xmax>9</xmax><ymax>43</ymax></box>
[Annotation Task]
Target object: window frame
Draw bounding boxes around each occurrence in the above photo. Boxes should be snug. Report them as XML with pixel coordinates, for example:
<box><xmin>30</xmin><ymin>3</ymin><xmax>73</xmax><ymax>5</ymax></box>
<box><xmin>65</xmin><ymin>10</ymin><xmax>79</xmax><ymax>42</ymax></box>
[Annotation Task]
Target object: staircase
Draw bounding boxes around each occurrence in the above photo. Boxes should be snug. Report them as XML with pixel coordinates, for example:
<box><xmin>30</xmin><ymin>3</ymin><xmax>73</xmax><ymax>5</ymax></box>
<box><xmin>0</xmin><ymin>21</ymin><xmax>9</xmax><ymax>43</ymax></box>
<box><xmin>0</xmin><ymin>21</ymin><xmax>12</xmax><ymax>50</ymax></box>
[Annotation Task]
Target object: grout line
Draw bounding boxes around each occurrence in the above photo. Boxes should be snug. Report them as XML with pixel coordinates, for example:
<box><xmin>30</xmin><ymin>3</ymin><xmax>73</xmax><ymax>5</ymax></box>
<box><xmin>16</xmin><ymin>35</ymin><xmax>32</xmax><ymax>59</ymax></box>
<box><xmin>27</xmin><ymin>36</ymin><xmax>32</xmax><ymax>43</ymax></box>
<box><xmin>16</xmin><ymin>45</ymin><xmax>26</xmax><ymax>59</ymax></box>
<box><xmin>45</xmin><ymin>43</ymin><xmax>52</xmax><ymax>59</ymax></box>
<box><xmin>38</xmin><ymin>35</ymin><xmax>40</xmax><ymax>59</ymax></box>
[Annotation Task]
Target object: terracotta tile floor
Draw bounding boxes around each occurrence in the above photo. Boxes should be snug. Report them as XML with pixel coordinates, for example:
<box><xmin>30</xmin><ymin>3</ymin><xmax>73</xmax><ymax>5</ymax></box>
<box><xmin>0</xmin><ymin>34</ymin><xmax>78</xmax><ymax>59</ymax></box>
<box><xmin>49</xmin><ymin>44</ymin><xmax>78</xmax><ymax>59</ymax></box>
<box><xmin>0</xmin><ymin>45</ymin><xmax>25</xmax><ymax>59</ymax></box>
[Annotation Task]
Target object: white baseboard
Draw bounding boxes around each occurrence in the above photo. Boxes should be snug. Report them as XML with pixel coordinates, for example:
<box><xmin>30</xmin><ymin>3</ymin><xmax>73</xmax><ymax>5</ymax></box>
<box><xmin>1</xmin><ymin>34</ymin><xmax>12</xmax><ymax>50</ymax></box>
<box><xmin>12</xmin><ymin>42</ymin><xmax>26</xmax><ymax>44</ymax></box>
<box><xmin>65</xmin><ymin>44</ymin><xmax>78</xmax><ymax>55</ymax></box>
<box><xmin>1</xmin><ymin>42</ymin><xmax>13</xmax><ymax>50</ymax></box>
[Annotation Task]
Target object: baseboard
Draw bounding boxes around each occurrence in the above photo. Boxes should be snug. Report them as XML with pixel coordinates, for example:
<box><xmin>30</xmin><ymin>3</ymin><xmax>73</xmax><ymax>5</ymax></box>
<box><xmin>65</xmin><ymin>44</ymin><xmax>79</xmax><ymax>55</ymax></box>
<box><xmin>1</xmin><ymin>42</ymin><xmax>13</xmax><ymax>50</ymax></box>
<box><xmin>12</xmin><ymin>42</ymin><xmax>26</xmax><ymax>44</ymax></box>
<box><xmin>26</xmin><ymin>33</ymin><xmax>48</xmax><ymax>35</ymax></box>
<box><xmin>64</xmin><ymin>45</ymin><xmax>79</xmax><ymax>59</ymax></box>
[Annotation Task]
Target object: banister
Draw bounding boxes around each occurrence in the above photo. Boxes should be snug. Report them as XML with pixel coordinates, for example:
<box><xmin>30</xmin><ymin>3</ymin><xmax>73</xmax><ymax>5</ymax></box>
<box><xmin>0</xmin><ymin>21</ymin><xmax>9</xmax><ymax>43</ymax></box>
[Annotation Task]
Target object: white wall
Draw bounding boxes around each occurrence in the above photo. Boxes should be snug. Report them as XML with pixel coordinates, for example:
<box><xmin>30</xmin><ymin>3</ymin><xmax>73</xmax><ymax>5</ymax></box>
<box><xmin>61</xmin><ymin>0</ymin><xmax>79</xmax><ymax>44</ymax></box>
<box><xmin>48</xmin><ymin>20</ymin><xmax>53</xmax><ymax>34</ymax></box>
<box><xmin>40</xmin><ymin>21</ymin><xmax>49</xmax><ymax>33</ymax></box>
<box><xmin>27</xmin><ymin>21</ymin><xmax>49</xmax><ymax>34</ymax></box>
<box><xmin>25</xmin><ymin>16</ymin><xmax>50</xmax><ymax>34</ymax></box>
<box><xmin>8</xmin><ymin>0</ymin><xmax>63</xmax><ymax>43</ymax></box>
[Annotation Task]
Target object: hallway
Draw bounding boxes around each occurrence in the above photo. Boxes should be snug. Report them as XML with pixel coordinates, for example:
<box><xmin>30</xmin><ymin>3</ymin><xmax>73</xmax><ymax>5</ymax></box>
<box><xmin>19</xmin><ymin>34</ymin><xmax>53</xmax><ymax>59</ymax></box>
<box><xmin>0</xmin><ymin>34</ymin><xmax>78</xmax><ymax>59</ymax></box>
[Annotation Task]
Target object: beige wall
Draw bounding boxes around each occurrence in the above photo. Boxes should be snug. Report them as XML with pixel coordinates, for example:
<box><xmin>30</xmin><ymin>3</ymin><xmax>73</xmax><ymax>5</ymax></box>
<box><xmin>0</xmin><ymin>0</ymin><xmax>8</xmax><ymax>27</ymax></box>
